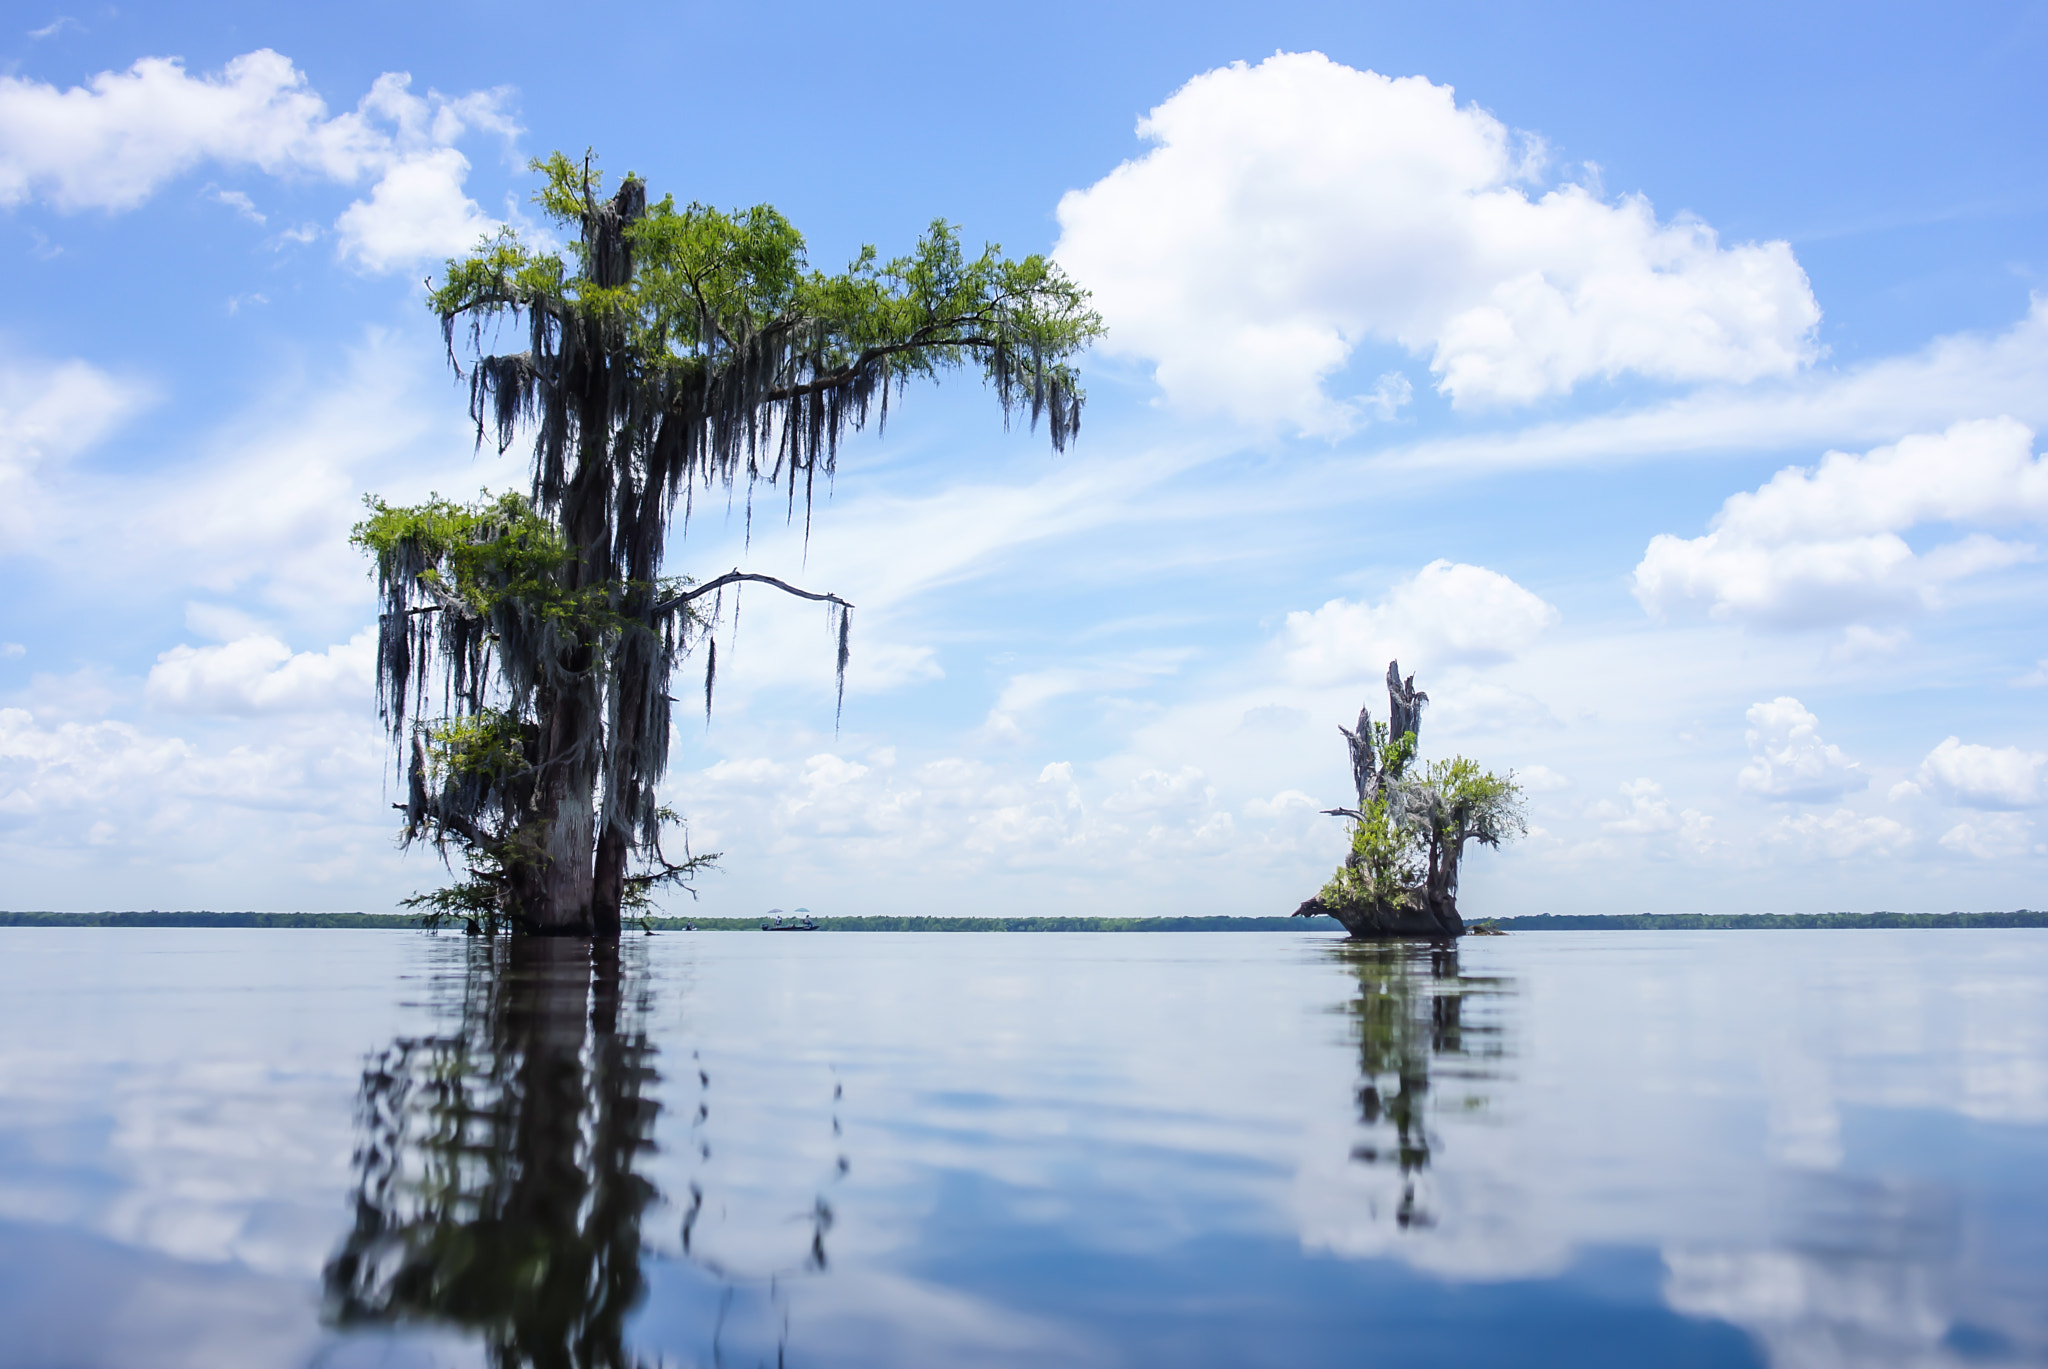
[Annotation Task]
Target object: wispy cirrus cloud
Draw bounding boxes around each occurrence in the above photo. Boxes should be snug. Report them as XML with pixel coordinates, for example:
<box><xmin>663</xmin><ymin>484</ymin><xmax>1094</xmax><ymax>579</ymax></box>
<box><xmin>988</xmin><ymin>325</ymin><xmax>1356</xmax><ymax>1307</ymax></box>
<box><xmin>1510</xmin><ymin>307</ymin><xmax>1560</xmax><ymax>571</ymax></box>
<box><xmin>0</xmin><ymin>354</ymin><xmax>151</xmax><ymax>543</ymax></box>
<box><xmin>1368</xmin><ymin>298</ymin><xmax>2048</xmax><ymax>477</ymax></box>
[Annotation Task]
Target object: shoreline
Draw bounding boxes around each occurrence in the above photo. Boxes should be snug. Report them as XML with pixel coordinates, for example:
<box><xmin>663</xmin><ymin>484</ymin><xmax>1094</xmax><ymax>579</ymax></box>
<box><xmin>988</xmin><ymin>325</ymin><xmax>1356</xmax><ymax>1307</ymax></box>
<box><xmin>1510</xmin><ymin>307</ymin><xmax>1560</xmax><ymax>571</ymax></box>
<box><xmin>2</xmin><ymin>911</ymin><xmax>2044</xmax><ymax>931</ymax></box>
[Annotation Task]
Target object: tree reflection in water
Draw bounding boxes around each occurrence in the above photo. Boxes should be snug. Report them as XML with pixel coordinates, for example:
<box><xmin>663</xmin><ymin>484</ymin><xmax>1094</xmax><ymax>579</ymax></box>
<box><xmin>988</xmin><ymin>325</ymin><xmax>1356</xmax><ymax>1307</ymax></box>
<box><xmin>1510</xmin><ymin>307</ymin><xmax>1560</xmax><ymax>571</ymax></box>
<box><xmin>323</xmin><ymin>937</ymin><xmax>660</xmax><ymax>1367</ymax></box>
<box><xmin>1334</xmin><ymin>943</ymin><xmax>1510</xmax><ymax>1231</ymax></box>
<box><xmin>325</xmin><ymin>937</ymin><xmax>848</xmax><ymax>1366</ymax></box>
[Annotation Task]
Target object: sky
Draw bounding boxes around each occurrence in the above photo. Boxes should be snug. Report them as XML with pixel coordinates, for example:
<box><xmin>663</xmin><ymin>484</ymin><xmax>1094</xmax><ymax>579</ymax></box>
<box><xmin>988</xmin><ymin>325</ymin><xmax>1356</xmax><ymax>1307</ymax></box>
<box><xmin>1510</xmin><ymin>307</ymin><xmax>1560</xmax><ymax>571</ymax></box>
<box><xmin>2</xmin><ymin>0</ymin><xmax>2046</xmax><ymax>917</ymax></box>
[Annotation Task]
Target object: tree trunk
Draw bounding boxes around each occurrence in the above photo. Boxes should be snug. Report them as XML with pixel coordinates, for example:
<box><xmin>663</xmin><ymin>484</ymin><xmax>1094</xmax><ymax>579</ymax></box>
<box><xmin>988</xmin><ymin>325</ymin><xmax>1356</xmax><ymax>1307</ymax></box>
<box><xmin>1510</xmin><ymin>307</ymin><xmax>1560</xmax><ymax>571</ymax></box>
<box><xmin>532</xmin><ymin>746</ymin><xmax>597</xmax><ymax>934</ymax></box>
<box><xmin>588</xmin><ymin>654</ymin><xmax>647</xmax><ymax>936</ymax></box>
<box><xmin>587</xmin><ymin>394</ymin><xmax>671</xmax><ymax>938</ymax></box>
<box><xmin>520</xmin><ymin>333</ymin><xmax>622</xmax><ymax>936</ymax></box>
<box><xmin>591</xmin><ymin>829</ymin><xmax>627</xmax><ymax>937</ymax></box>
<box><xmin>523</xmin><ymin>628</ymin><xmax>604</xmax><ymax>934</ymax></box>
<box><xmin>1423</xmin><ymin>828</ymin><xmax>1467</xmax><ymax>937</ymax></box>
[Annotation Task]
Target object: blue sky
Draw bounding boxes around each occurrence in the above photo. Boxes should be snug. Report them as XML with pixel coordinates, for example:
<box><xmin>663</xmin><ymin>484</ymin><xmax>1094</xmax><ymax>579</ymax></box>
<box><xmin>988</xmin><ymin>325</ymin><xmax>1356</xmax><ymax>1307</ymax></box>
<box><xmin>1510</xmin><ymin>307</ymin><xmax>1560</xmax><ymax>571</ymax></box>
<box><xmin>3</xmin><ymin>1</ymin><xmax>2046</xmax><ymax>915</ymax></box>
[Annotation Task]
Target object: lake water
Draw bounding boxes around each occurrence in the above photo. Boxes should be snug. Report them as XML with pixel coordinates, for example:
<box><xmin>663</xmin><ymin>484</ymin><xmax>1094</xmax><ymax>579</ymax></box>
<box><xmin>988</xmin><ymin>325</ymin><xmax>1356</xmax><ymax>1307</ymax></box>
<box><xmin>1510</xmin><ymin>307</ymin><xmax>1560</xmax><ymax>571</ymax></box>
<box><xmin>0</xmin><ymin>929</ymin><xmax>2044</xmax><ymax>1368</ymax></box>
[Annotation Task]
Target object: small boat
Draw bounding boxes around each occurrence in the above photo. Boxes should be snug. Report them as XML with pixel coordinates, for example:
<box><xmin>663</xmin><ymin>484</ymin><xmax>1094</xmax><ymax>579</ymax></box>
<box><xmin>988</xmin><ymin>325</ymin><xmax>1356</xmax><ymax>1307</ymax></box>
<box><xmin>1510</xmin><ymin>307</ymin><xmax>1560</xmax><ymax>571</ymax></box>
<box><xmin>761</xmin><ymin>908</ymin><xmax>819</xmax><ymax>931</ymax></box>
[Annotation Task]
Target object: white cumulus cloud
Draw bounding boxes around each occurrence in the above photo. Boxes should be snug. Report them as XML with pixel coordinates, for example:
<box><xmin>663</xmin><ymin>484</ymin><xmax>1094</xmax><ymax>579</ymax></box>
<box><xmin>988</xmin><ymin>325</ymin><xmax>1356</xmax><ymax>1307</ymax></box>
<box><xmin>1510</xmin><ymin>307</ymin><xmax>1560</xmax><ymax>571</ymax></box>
<box><xmin>1764</xmin><ymin>809</ymin><xmax>1913</xmax><ymax>860</ymax></box>
<box><xmin>0</xmin><ymin>50</ymin><xmax>516</xmax><ymax>271</ymax></box>
<box><xmin>1737</xmin><ymin>697</ymin><xmax>1864</xmax><ymax>801</ymax></box>
<box><xmin>0</xmin><ymin>705</ymin><xmax>369</xmax><ymax>823</ymax></box>
<box><xmin>1102</xmin><ymin>765</ymin><xmax>1215</xmax><ymax>815</ymax></box>
<box><xmin>1939</xmin><ymin>814</ymin><xmax>2039</xmax><ymax>860</ymax></box>
<box><xmin>1590</xmin><ymin>779</ymin><xmax>1722</xmax><ymax>857</ymax></box>
<box><xmin>1597</xmin><ymin>778</ymin><xmax>1679</xmax><ymax>835</ymax></box>
<box><xmin>1282</xmin><ymin>559</ymin><xmax>1559</xmax><ymax>685</ymax></box>
<box><xmin>1915</xmin><ymin>736</ymin><xmax>2048</xmax><ymax>809</ymax></box>
<box><xmin>333</xmin><ymin>146</ymin><xmax>496</xmax><ymax>273</ymax></box>
<box><xmin>146</xmin><ymin>631</ymin><xmax>374</xmax><ymax>715</ymax></box>
<box><xmin>1633</xmin><ymin>417</ymin><xmax>2046</xmax><ymax>630</ymax></box>
<box><xmin>1055</xmin><ymin>50</ymin><xmax>1818</xmax><ymax>433</ymax></box>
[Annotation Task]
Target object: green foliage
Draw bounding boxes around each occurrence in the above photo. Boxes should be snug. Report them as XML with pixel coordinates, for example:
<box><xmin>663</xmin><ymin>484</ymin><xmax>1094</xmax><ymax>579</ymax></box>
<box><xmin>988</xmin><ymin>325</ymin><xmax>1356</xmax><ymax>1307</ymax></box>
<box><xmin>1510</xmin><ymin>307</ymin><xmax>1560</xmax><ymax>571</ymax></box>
<box><xmin>419</xmin><ymin>709</ymin><xmax>533</xmax><ymax>790</ymax></box>
<box><xmin>1417</xmin><ymin>756</ymin><xmax>1527</xmax><ymax>850</ymax></box>
<box><xmin>1316</xmin><ymin>727</ymin><xmax>1431</xmax><ymax>918</ymax></box>
<box><xmin>352</xmin><ymin>488</ymin><xmax>549</xmax><ymax>563</ymax></box>
<box><xmin>1380</xmin><ymin>728</ymin><xmax>1417</xmax><ymax>780</ymax></box>
<box><xmin>1319</xmin><ymin>729</ymin><xmax>1524</xmax><ymax>923</ymax></box>
<box><xmin>429</xmin><ymin>152</ymin><xmax>1103</xmax><ymax>435</ymax></box>
<box><xmin>351</xmin><ymin>490</ymin><xmax>623</xmax><ymax>632</ymax></box>
<box><xmin>400</xmin><ymin>873</ymin><xmax>507</xmax><ymax>933</ymax></box>
<box><xmin>1320</xmin><ymin>794</ymin><xmax>1423</xmax><ymax>914</ymax></box>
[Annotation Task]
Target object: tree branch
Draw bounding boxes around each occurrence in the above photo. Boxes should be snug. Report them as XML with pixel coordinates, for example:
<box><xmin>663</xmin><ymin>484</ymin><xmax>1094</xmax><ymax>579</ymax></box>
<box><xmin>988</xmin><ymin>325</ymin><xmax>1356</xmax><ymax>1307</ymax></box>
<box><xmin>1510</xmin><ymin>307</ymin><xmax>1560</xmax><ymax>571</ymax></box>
<box><xmin>652</xmin><ymin>569</ymin><xmax>852</xmax><ymax>618</ymax></box>
<box><xmin>761</xmin><ymin>333</ymin><xmax>1000</xmax><ymax>404</ymax></box>
<box><xmin>442</xmin><ymin>291</ymin><xmax>571</xmax><ymax>329</ymax></box>
<box><xmin>392</xmin><ymin>801</ymin><xmax>491</xmax><ymax>850</ymax></box>
<box><xmin>417</xmin><ymin>575</ymin><xmax>476</xmax><ymax>620</ymax></box>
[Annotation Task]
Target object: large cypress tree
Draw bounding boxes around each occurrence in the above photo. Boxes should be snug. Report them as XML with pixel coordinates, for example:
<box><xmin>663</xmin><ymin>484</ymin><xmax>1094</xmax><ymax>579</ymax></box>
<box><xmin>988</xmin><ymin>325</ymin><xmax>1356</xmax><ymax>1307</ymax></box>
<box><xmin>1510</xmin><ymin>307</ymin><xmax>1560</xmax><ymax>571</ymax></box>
<box><xmin>356</xmin><ymin>154</ymin><xmax>1101</xmax><ymax>935</ymax></box>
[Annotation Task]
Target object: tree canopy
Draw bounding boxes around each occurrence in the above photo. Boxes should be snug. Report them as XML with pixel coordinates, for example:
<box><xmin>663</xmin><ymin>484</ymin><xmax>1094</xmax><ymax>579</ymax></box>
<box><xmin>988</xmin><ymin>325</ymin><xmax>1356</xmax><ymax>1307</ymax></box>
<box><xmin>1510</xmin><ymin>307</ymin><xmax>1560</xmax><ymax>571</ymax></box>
<box><xmin>357</xmin><ymin>153</ymin><xmax>1103</xmax><ymax>935</ymax></box>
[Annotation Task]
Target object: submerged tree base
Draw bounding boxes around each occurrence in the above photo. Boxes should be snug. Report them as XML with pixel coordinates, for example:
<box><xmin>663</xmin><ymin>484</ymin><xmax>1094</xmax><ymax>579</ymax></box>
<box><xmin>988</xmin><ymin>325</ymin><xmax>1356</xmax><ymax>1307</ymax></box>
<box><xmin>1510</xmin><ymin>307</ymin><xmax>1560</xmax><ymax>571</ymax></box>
<box><xmin>1291</xmin><ymin>893</ymin><xmax>1464</xmax><ymax>940</ymax></box>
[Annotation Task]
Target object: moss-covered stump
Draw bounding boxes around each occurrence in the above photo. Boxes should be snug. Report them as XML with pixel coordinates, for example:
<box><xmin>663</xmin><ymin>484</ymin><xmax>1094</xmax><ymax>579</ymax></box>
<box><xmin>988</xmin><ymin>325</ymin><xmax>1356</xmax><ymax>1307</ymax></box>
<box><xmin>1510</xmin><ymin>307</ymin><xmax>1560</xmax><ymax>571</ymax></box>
<box><xmin>1292</xmin><ymin>894</ymin><xmax>1463</xmax><ymax>940</ymax></box>
<box><xmin>1296</xmin><ymin>660</ymin><xmax>1524</xmax><ymax>942</ymax></box>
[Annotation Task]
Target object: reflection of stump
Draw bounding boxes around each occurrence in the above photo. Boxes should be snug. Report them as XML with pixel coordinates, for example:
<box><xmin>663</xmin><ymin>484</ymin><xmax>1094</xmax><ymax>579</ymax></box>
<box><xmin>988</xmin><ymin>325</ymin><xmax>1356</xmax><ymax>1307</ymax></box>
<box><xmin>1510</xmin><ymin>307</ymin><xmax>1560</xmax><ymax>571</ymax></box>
<box><xmin>1336</xmin><ymin>943</ymin><xmax>1508</xmax><ymax>1231</ymax></box>
<box><xmin>1296</xmin><ymin>892</ymin><xmax>1463</xmax><ymax>940</ymax></box>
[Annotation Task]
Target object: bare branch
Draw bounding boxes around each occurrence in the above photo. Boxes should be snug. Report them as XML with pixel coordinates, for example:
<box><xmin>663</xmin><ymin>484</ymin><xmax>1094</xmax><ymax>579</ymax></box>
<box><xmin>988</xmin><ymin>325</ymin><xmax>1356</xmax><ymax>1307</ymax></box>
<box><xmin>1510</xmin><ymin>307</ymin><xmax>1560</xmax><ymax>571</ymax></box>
<box><xmin>652</xmin><ymin>569</ymin><xmax>852</xmax><ymax>618</ymax></box>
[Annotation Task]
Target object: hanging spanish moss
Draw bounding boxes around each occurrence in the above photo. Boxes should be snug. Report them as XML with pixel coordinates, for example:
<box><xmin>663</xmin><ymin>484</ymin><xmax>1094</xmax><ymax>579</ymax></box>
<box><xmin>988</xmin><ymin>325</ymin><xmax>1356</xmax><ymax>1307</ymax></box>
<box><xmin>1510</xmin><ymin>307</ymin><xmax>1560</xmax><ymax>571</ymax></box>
<box><xmin>354</xmin><ymin>152</ymin><xmax>1102</xmax><ymax>937</ymax></box>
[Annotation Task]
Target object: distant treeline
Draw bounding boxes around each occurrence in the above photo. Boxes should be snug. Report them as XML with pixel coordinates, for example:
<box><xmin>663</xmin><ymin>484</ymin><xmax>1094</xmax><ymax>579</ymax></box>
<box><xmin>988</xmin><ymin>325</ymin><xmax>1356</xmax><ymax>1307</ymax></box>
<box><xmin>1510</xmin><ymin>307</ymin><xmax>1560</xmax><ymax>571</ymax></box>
<box><xmin>0</xmin><ymin>910</ymin><xmax>1344</xmax><ymax>931</ymax></box>
<box><xmin>1493</xmin><ymin>911</ymin><xmax>2048</xmax><ymax>930</ymax></box>
<box><xmin>2</xmin><ymin>910</ymin><xmax>2043</xmax><ymax>931</ymax></box>
<box><xmin>651</xmin><ymin>914</ymin><xmax>1350</xmax><ymax>931</ymax></box>
<box><xmin>0</xmin><ymin>911</ymin><xmax>417</xmax><ymax>928</ymax></box>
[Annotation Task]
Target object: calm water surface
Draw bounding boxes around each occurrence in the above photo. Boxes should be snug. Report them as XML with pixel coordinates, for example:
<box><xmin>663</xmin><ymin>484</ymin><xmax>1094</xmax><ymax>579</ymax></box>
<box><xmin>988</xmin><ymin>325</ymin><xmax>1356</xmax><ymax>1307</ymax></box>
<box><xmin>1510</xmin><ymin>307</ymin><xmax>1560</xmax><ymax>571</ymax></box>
<box><xmin>0</xmin><ymin>928</ymin><xmax>2043</xmax><ymax>1368</ymax></box>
